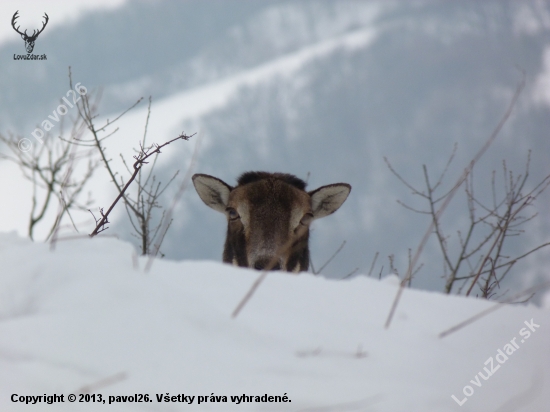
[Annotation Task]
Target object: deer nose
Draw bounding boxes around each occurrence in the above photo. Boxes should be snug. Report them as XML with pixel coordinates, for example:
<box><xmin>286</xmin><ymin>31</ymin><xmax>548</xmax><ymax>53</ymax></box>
<box><xmin>253</xmin><ymin>258</ymin><xmax>281</xmax><ymax>271</ymax></box>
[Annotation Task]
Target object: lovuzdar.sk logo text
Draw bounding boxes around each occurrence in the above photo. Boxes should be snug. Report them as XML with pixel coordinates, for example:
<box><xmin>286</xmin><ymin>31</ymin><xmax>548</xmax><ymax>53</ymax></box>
<box><xmin>11</xmin><ymin>10</ymin><xmax>48</xmax><ymax>60</ymax></box>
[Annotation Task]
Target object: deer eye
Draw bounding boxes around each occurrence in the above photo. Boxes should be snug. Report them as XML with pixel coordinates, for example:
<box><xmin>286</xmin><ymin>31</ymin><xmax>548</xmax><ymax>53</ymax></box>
<box><xmin>226</xmin><ymin>207</ymin><xmax>240</xmax><ymax>221</ymax></box>
<box><xmin>300</xmin><ymin>212</ymin><xmax>314</xmax><ymax>226</ymax></box>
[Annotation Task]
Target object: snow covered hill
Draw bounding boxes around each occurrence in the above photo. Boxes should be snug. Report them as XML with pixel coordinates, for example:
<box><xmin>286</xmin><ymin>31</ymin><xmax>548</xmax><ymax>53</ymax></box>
<box><xmin>0</xmin><ymin>232</ymin><xmax>548</xmax><ymax>411</ymax></box>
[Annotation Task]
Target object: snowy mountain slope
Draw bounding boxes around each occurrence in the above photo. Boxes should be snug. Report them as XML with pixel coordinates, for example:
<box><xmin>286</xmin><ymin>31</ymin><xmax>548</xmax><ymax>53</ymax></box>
<box><xmin>0</xmin><ymin>21</ymin><xmax>381</xmax><ymax>247</ymax></box>
<box><xmin>149</xmin><ymin>0</ymin><xmax>550</xmax><ymax>295</ymax></box>
<box><xmin>0</xmin><ymin>0</ymin><xmax>385</xmax><ymax>129</ymax></box>
<box><xmin>104</xmin><ymin>1</ymin><xmax>386</xmax><ymax>109</ymax></box>
<box><xmin>1</xmin><ymin>0</ymin><xmax>550</xmax><ymax>302</ymax></box>
<box><xmin>97</xmin><ymin>23</ymin><xmax>379</xmax><ymax>154</ymax></box>
<box><xmin>0</xmin><ymin>232</ymin><xmax>549</xmax><ymax>411</ymax></box>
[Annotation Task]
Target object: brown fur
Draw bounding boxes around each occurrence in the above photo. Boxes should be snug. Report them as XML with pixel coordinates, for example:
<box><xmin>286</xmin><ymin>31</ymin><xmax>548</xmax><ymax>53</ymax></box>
<box><xmin>192</xmin><ymin>171</ymin><xmax>351</xmax><ymax>272</ymax></box>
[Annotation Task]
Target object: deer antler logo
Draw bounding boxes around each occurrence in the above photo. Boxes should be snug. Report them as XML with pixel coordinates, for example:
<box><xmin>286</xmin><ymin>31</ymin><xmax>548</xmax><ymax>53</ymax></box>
<box><xmin>11</xmin><ymin>10</ymin><xmax>49</xmax><ymax>54</ymax></box>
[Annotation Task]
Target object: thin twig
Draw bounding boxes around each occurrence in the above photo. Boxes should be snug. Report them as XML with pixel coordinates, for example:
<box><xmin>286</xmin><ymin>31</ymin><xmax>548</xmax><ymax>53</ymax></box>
<box><xmin>232</xmin><ymin>272</ymin><xmax>269</xmax><ymax>319</ymax></box>
<box><xmin>75</xmin><ymin>372</ymin><xmax>127</xmax><ymax>394</ymax></box>
<box><xmin>367</xmin><ymin>252</ymin><xmax>379</xmax><ymax>277</ymax></box>
<box><xmin>314</xmin><ymin>240</ymin><xmax>346</xmax><ymax>274</ymax></box>
<box><xmin>89</xmin><ymin>132</ymin><xmax>193</xmax><ymax>237</ymax></box>
<box><xmin>232</xmin><ymin>225</ymin><xmax>309</xmax><ymax>318</ymax></box>
<box><xmin>144</xmin><ymin>132</ymin><xmax>202</xmax><ymax>271</ymax></box>
<box><xmin>439</xmin><ymin>280</ymin><xmax>550</xmax><ymax>338</ymax></box>
<box><xmin>465</xmin><ymin>198</ymin><xmax>529</xmax><ymax>296</ymax></box>
<box><xmin>342</xmin><ymin>267</ymin><xmax>359</xmax><ymax>279</ymax></box>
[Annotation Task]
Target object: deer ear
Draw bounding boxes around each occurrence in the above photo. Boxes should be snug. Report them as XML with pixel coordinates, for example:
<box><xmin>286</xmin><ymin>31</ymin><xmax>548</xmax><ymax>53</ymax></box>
<box><xmin>192</xmin><ymin>174</ymin><xmax>233</xmax><ymax>213</ymax></box>
<box><xmin>309</xmin><ymin>183</ymin><xmax>351</xmax><ymax>219</ymax></box>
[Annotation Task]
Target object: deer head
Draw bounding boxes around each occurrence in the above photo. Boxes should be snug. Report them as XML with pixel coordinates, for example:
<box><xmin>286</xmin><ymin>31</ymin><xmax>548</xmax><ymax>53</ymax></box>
<box><xmin>192</xmin><ymin>171</ymin><xmax>351</xmax><ymax>272</ymax></box>
<box><xmin>12</xmin><ymin>11</ymin><xmax>49</xmax><ymax>54</ymax></box>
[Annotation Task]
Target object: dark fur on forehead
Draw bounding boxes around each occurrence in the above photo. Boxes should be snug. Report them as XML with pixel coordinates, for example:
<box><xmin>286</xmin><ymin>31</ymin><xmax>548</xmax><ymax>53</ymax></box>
<box><xmin>237</xmin><ymin>171</ymin><xmax>307</xmax><ymax>191</ymax></box>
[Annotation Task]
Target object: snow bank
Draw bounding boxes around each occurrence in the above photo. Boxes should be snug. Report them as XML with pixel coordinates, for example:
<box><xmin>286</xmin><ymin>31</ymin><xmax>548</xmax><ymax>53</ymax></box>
<box><xmin>0</xmin><ymin>232</ymin><xmax>548</xmax><ymax>411</ymax></box>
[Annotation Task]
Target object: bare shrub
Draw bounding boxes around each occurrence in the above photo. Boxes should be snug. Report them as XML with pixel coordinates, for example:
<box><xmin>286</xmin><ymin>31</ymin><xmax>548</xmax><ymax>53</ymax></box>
<box><xmin>69</xmin><ymin>74</ymin><xmax>194</xmax><ymax>253</ymax></box>
<box><xmin>384</xmin><ymin>76</ymin><xmax>550</xmax><ymax>329</ymax></box>
<box><xmin>0</xmin><ymin>106</ymin><xmax>97</xmax><ymax>240</ymax></box>
<box><xmin>386</xmin><ymin>149</ymin><xmax>550</xmax><ymax>299</ymax></box>
<box><xmin>0</xmin><ymin>67</ymin><xmax>194</xmax><ymax>258</ymax></box>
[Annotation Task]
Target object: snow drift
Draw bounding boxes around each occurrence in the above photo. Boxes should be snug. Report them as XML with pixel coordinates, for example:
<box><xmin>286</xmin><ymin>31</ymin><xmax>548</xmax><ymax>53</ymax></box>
<box><xmin>0</xmin><ymin>232</ymin><xmax>548</xmax><ymax>411</ymax></box>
